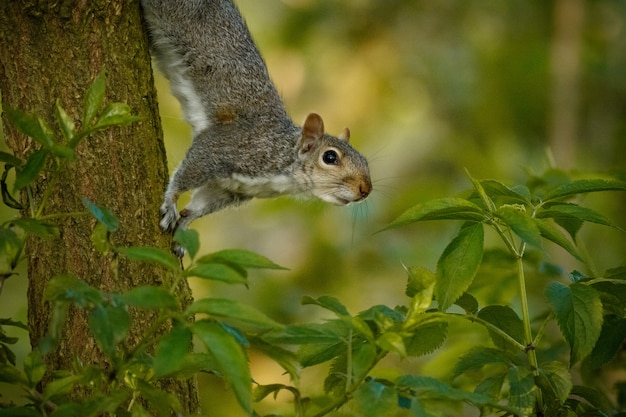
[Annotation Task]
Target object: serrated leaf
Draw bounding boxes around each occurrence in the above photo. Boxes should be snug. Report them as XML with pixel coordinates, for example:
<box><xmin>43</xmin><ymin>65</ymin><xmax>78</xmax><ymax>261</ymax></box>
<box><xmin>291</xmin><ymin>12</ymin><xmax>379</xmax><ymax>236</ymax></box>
<box><xmin>585</xmin><ymin>316</ymin><xmax>626</xmax><ymax>369</ymax></box>
<box><xmin>93</xmin><ymin>102</ymin><xmax>141</xmax><ymax>129</ymax></box>
<box><xmin>55</xmin><ymin>99</ymin><xmax>76</xmax><ymax>142</ymax></box>
<box><xmin>23</xmin><ymin>349</ymin><xmax>45</xmax><ymax>387</ymax></box>
<box><xmin>477</xmin><ymin>305</ymin><xmax>525</xmax><ymax>351</ymax></box>
<box><xmin>153</xmin><ymin>323</ymin><xmax>192</xmax><ymax>378</ymax></box>
<box><xmin>496</xmin><ymin>205</ymin><xmax>543</xmax><ymax>249</ymax></box>
<box><xmin>4</xmin><ymin>107</ymin><xmax>55</xmax><ymax>148</ymax></box>
<box><xmin>198</xmin><ymin>249</ymin><xmax>286</xmax><ymax>270</ymax></box>
<box><xmin>480</xmin><ymin>179</ymin><xmax>531</xmax><ymax>205</ymax></box>
<box><xmin>119</xmin><ymin>286</ymin><xmax>179</xmax><ymax>310</ymax></box>
<box><xmin>383</xmin><ymin>198</ymin><xmax>486</xmax><ymax>231</ymax></box>
<box><xmin>83</xmin><ymin>70</ymin><xmax>106</xmax><ymax>128</ymax></box>
<box><xmin>117</xmin><ymin>246</ymin><xmax>180</xmax><ymax>272</ymax></box>
<box><xmin>185</xmin><ymin>298</ymin><xmax>282</xmax><ymax>332</ymax></box>
<box><xmin>545</xmin><ymin>281</ymin><xmax>603</xmax><ymax>365</ymax></box>
<box><xmin>405</xmin><ymin>266</ymin><xmax>436</xmax><ymax>298</ymax></box>
<box><xmin>452</xmin><ymin>346</ymin><xmax>518</xmax><ymax>378</ymax></box>
<box><xmin>507</xmin><ymin>366</ymin><xmax>537</xmax><ymax>414</ymax></box>
<box><xmin>264</xmin><ymin>321</ymin><xmax>347</xmax><ymax>345</ymax></box>
<box><xmin>436</xmin><ymin>223</ymin><xmax>484</xmax><ymax>311</ymax></box>
<box><xmin>396</xmin><ymin>375</ymin><xmax>492</xmax><ymax>405</ymax></box>
<box><xmin>537</xmin><ymin>361</ymin><xmax>572</xmax><ymax>404</ymax></box>
<box><xmin>184</xmin><ymin>262</ymin><xmax>246</xmax><ymax>284</ymax></box>
<box><xmin>544</xmin><ymin>178</ymin><xmax>626</xmax><ymax>201</ymax></box>
<box><xmin>81</xmin><ymin>197</ymin><xmax>119</xmax><ymax>232</ymax></box>
<box><xmin>173</xmin><ymin>228</ymin><xmax>199</xmax><ymax>260</ymax></box>
<box><xmin>355</xmin><ymin>378</ymin><xmax>397</xmax><ymax>417</ymax></box>
<box><xmin>537</xmin><ymin>202</ymin><xmax>621</xmax><ymax>241</ymax></box>
<box><xmin>455</xmin><ymin>292</ymin><xmax>479</xmax><ymax>314</ymax></box>
<box><xmin>404</xmin><ymin>317</ymin><xmax>448</xmax><ymax>356</ymax></box>
<box><xmin>14</xmin><ymin>149</ymin><xmax>47</xmax><ymax>191</ymax></box>
<box><xmin>191</xmin><ymin>320</ymin><xmax>251</xmax><ymax>412</ymax></box>
<box><xmin>12</xmin><ymin>218</ymin><xmax>59</xmax><ymax>238</ymax></box>
<box><xmin>534</xmin><ymin>218</ymin><xmax>582</xmax><ymax>261</ymax></box>
<box><xmin>302</xmin><ymin>295</ymin><xmax>350</xmax><ymax>317</ymax></box>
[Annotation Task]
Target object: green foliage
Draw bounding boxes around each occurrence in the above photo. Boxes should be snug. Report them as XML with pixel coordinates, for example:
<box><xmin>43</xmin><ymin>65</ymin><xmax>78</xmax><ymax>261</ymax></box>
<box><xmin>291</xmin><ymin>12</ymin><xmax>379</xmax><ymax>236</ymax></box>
<box><xmin>2</xmin><ymin>73</ymin><xmax>626</xmax><ymax>416</ymax></box>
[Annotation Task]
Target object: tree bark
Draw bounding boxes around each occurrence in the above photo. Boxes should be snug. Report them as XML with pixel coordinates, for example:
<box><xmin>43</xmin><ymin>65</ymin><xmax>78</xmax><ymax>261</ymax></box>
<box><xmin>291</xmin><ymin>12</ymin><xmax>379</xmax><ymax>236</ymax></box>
<box><xmin>0</xmin><ymin>0</ymin><xmax>198</xmax><ymax>412</ymax></box>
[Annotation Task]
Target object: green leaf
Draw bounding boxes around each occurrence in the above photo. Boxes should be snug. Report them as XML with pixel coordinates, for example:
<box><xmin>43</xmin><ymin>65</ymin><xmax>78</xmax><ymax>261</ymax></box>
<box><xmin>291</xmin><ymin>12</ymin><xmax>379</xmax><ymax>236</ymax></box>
<box><xmin>12</xmin><ymin>218</ymin><xmax>59</xmax><ymax>238</ymax></box>
<box><xmin>377</xmin><ymin>331</ymin><xmax>407</xmax><ymax>357</ymax></box>
<box><xmin>2</xmin><ymin>166</ymin><xmax>23</xmax><ymax>209</ymax></box>
<box><xmin>0</xmin><ymin>151</ymin><xmax>23</xmax><ymax>167</ymax></box>
<box><xmin>119</xmin><ymin>286</ymin><xmax>179</xmax><ymax>310</ymax></box>
<box><xmin>4</xmin><ymin>107</ymin><xmax>55</xmax><ymax>148</ymax></box>
<box><xmin>263</xmin><ymin>322</ymin><xmax>346</xmax><ymax>345</ymax></box>
<box><xmin>191</xmin><ymin>320</ymin><xmax>252</xmax><ymax>412</ymax></box>
<box><xmin>90</xmin><ymin>222</ymin><xmax>111</xmax><ymax>254</ymax></box>
<box><xmin>396</xmin><ymin>375</ymin><xmax>492</xmax><ymax>405</ymax></box>
<box><xmin>42</xmin><ymin>375</ymin><xmax>82</xmax><ymax>401</ymax></box>
<box><xmin>14</xmin><ymin>149</ymin><xmax>47</xmax><ymax>191</ymax></box>
<box><xmin>83</xmin><ymin>70</ymin><xmax>106</xmax><ymax>128</ymax></box>
<box><xmin>173</xmin><ymin>229</ymin><xmax>199</xmax><ymax>260</ymax></box>
<box><xmin>455</xmin><ymin>292</ymin><xmax>479</xmax><ymax>315</ymax></box>
<box><xmin>452</xmin><ymin>346</ymin><xmax>517</xmax><ymax>378</ymax></box>
<box><xmin>249</xmin><ymin>337</ymin><xmax>301</xmax><ymax>382</ymax></box>
<box><xmin>44</xmin><ymin>274</ymin><xmax>103</xmax><ymax>307</ymax></box>
<box><xmin>134</xmin><ymin>380</ymin><xmax>182</xmax><ymax>417</ymax></box>
<box><xmin>55</xmin><ymin>99</ymin><xmax>76</xmax><ymax>142</ymax></box>
<box><xmin>50</xmin><ymin>144</ymin><xmax>75</xmax><ymax>159</ymax></box>
<box><xmin>467</xmin><ymin>170</ymin><xmax>496</xmax><ymax>212</ymax></box>
<box><xmin>480</xmin><ymin>179</ymin><xmax>530</xmax><ymax>205</ymax></box>
<box><xmin>477</xmin><ymin>305</ymin><xmax>525</xmax><ymax>351</ymax></box>
<box><xmin>354</xmin><ymin>378</ymin><xmax>397</xmax><ymax>417</ymax></box>
<box><xmin>0</xmin><ymin>227</ymin><xmax>24</xmax><ymax>271</ymax></box>
<box><xmin>534</xmin><ymin>218</ymin><xmax>582</xmax><ymax>261</ymax></box>
<box><xmin>404</xmin><ymin>316</ymin><xmax>448</xmax><ymax>356</ymax></box>
<box><xmin>0</xmin><ymin>406</ymin><xmax>40</xmax><ymax>417</ymax></box>
<box><xmin>185</xmin><ymin>298</ymin><xmax>282</xmax><ymax>332</ymax></box>
<box><xmin>507</xmin><ymin>366</ymin><xmax>537</xmax><ymax>414</ymax></box>
<box><xmin>301</xmin><ymin>295</ymin><xmax>350</xmax><ymax>317</ymax></box>
<box><xmin>537</xmin><ymin>361</ymin><xmax>572</xmax><ymax>404</ymax></box>
<box><xmin>0</xmin><ymin>363</ymin><xmax>26</xmax><ymax>384</ymax></box>
<box><xmin>496</xmin><ymin>204</ymin><xmax>543</xmax><ymax>249</ymax></box>
<box><xmin>382</xmin><ymin>198</ymin><xmax>485</xmax><ymax>231</ymax></box>
<box><xmin>117</xmin><ymin>246</ymin><xmax>180</xmax><ymax>271</ymax></box>
<box><xmin>93</xmin><ymin>102</ymin><xmax>141</xmax><ymax>129</ymax></box>
<box><xmin>545</xmin><ymin>281</ymin><xmax>603</xmax><ymax>365</ymax></box>
<box><xmin>198</xmin><ymin>248</ymin><xmax>286</xmax><ymax>270</ymax></box>
<box><xmin>153</xmin><ymin>323</ymin><xmax>192</xmax><ymax>378</ymax></box>
<box><xmin>23</xmin><ymin>349</ymin><xmax>45</xmax><ymax>388</ymax></box>
<box><xmin>544</xmin><ymin>178</ymin><xmax>626</xmax><ymax>201</ymax></box>
<box><xmin>184</xmin><ymin>262</ymin><xmax>246</xmax><ymax>284</ymax></box>
<box><xmin>585</xmin><ymin>316</ymin><xmax>626</xmax><ymax>369</ymax></box>
<box><xmin>405</xmin><ymin>266</ymin><xmax>436</xmax><ymax>298</ymax></box>
<box><xmin>81</xmin><ymin>197</ymin><xmax>119</xmax><ymax>232</ymax></box>
<box><xmin>435</xmin><ymin>223</ymin><xmax>484</xmax><ymax>311</ymax></box>
<box><xmin>89</xmin><ymin>305</ymin><xmax>128</xmax><ymax>358</ymax></box>
<box><xmin>536</xmin><ymin>203</ymin><xmax>619</xmax><ymax>238</ymax></box>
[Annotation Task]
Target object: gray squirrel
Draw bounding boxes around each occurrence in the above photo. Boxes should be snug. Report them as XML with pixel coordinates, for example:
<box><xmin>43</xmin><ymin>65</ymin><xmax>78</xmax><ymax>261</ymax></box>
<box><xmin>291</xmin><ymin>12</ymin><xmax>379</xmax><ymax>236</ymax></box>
<box><xmin>141</xmin><ymin>0</ymin><xmax>372</xmax><ymax>254</ymax></box>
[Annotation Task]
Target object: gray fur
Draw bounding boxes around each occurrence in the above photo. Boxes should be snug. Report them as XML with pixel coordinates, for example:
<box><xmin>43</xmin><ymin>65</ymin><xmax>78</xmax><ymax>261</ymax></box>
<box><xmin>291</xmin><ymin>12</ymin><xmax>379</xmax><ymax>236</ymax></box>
<box><xmin>141</xmin><ymin>0</ymin><xmax>372</xmax><ymax>253</ymax></box>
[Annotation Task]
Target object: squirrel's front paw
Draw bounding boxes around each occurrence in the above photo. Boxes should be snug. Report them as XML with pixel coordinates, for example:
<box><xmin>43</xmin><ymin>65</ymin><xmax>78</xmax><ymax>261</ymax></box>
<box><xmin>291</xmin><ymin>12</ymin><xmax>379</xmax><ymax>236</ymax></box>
<box><xmin>160</xmin><ymin>201</ymin><xmax>179</xmax><ymax>233</ymax></box>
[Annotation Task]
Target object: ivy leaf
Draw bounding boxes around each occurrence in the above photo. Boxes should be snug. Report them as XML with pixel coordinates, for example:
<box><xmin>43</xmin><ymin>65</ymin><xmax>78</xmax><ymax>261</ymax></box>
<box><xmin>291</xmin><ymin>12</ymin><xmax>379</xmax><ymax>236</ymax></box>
<box><xmin>191</xmin><ymin>320</ymin><xmax>252</xmax><ymax>413</ymax></box>
<box><xmin>117</xmin><ymin>246</ymin><xmax>180</xmax><ymax>272</ymax></box>
<box><xmin>185</xmin><ymin>298</ymin><xmax>282</xmax><ymax>332</ymax></box>
<box><xmin>496</xmin><ymin>205</ymin><xmax>543</xmax><ymax>249</ymax></box>
<box><xmin>545</xmin><ymin>281</ymin><xmax>603</xmax><ymax>365</ymax></box>
<box><xmin>382</xmin><ymin>198</ymin><xmax>486</xmax><ymax>231</ymax></box>
<box><xmin>544</xmin><ymin>178</ymin><xmax>626</xmax><ymax>201</ymax></box>
<box><xmin>14</xmin><ymin>149</ymin><xmax>47</xmax><ymax>191</ymax></box>
<box><xmin>477</xmin><ymin>305</ymin><xmax>525</xmax><ymax>351</ymax></box>
<box><xmin>436</xmin><ymin>222</ymin><xmax>484</xmax><ymax>311</ymax></box>
<box><xmin>153</xmin><ymin>323</ymin><xmax>192</xmax><ymax>378</ymax></box>
<box><xmin>81</xmin><ymin>197</ymin><xmax>119</xmax><ymax>232</ymax></box>
<box><xmin>83</xmin><ymin>70</ymin><xmax>106</xmax><ymax>128</ymax></box>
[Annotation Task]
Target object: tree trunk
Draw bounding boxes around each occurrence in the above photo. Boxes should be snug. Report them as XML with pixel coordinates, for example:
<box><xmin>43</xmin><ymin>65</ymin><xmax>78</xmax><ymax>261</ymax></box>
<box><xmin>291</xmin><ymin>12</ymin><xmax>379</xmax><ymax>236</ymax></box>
<box><xmin>0</xmin><ymin>0</ymin><xmax>198</xmax><ymax>412</ymax></box>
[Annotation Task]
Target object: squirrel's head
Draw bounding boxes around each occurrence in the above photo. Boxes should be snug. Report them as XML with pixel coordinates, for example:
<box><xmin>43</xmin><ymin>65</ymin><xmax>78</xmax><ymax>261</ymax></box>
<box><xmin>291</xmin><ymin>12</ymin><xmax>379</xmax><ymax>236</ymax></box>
<box><xmin>296</xmin><ymin>113</ymin><xmax>372</xmax><ymax>206</ymax></box>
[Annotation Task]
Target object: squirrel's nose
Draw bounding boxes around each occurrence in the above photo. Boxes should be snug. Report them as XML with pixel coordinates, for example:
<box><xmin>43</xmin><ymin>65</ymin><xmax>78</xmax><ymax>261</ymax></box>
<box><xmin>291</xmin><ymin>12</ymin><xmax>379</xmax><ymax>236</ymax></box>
<box><xmin>359</xmin><ymin>181</ymin><xmax>372</xmax><ymax>200</ymax></box>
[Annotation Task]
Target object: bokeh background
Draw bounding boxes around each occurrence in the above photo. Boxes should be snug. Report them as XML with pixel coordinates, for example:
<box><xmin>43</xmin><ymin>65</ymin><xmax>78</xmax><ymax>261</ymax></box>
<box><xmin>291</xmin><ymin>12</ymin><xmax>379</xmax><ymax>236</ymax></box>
<box><xmin>2</xmin><ymin>0</ymin><xmax>625</xmax><ymax>415</ymax></box>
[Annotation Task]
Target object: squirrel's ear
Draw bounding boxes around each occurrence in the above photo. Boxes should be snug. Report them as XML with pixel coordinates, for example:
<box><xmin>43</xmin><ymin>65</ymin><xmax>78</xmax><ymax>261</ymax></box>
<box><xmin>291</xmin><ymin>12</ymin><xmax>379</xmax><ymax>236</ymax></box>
<box><xmin>298</xmin><ymin>113</ymin><xmax>325</xmax><ymax>154</ymax></box>
<box><xmin>338</xmin><ymin>127</ymin><xmax>350</xmax><ymax>142</ymax></box>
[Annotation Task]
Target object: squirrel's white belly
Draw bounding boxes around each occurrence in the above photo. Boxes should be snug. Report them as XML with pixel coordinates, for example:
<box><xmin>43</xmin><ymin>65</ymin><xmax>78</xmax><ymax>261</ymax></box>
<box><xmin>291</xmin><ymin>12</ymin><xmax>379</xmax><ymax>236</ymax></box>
<box><xmin>220</xmin><ymin>173</ymin><xmax>305</xmax><ymax>198</ymax></box>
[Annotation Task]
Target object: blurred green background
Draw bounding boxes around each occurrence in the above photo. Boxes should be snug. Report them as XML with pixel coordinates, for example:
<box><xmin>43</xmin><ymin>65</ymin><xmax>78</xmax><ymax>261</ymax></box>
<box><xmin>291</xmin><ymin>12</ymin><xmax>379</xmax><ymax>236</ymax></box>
<box><xmin>2</xmin><ymin>0</ymin><xmax>626</xmax><ymax>415</ymax></box>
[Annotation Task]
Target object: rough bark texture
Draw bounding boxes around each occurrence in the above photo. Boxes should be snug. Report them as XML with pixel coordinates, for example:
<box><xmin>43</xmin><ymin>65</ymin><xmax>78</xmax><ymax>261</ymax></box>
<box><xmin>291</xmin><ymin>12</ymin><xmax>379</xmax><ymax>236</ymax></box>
<box><xmin>0</xmin><ymin>0</ymin><xmax>198</xmax><ymax>412</ymax></box>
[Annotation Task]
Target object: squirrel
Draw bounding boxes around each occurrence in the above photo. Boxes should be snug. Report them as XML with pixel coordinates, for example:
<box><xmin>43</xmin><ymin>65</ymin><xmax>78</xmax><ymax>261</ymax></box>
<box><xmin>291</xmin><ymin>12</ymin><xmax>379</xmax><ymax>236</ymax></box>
<box><xmin>141</xmin><ymin>0</ymin><xmax>372</xmax><ymax>254</ymax></box>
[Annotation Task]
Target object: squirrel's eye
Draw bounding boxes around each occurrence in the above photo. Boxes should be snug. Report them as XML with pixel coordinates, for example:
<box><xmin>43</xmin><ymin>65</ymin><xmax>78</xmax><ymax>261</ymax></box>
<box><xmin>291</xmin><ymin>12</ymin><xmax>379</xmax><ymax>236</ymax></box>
<box><xmin>322</xmin><ymin>150</ymin><xmax>339</xmax><ymax>165</ymax></box>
